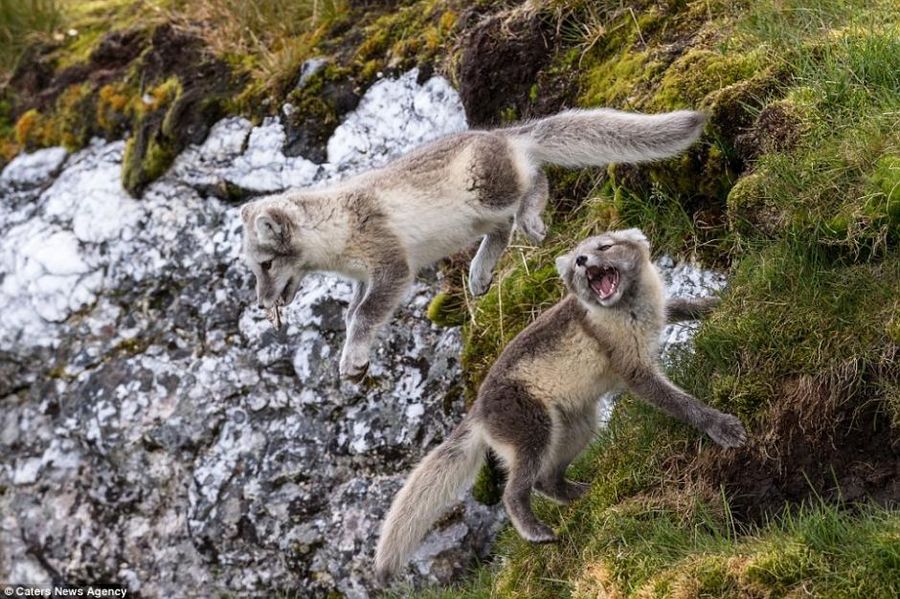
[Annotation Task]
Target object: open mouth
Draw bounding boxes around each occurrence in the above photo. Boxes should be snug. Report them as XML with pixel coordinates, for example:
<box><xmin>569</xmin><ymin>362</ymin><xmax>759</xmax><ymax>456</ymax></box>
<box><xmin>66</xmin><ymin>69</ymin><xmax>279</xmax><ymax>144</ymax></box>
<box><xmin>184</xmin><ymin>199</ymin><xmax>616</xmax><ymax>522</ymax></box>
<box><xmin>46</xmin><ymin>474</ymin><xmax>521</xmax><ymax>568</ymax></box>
<box><xmin>586</xmin><ymin>265</ymin><xmax>619</xmax><ymax>301</ymax></box>
<box><xmin>279</xmin><ymin>278</ymin><xmax>295</xmax><ymax>305</ymax></box>
<box><xmin>265</xmin><ymin>278</ymin><xmax>296</xmax><ymax>331</ymax></box>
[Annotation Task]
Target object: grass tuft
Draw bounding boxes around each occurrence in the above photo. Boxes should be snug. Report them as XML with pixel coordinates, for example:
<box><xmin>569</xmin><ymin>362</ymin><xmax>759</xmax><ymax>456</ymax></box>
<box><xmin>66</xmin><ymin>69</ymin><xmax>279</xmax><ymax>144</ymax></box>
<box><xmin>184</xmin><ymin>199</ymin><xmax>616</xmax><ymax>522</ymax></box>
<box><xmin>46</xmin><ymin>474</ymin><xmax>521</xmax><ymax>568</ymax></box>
<box><xmin>0</xmin><ymin>0</ymin><xmax>62</xmax><ymax>75</ymax></box>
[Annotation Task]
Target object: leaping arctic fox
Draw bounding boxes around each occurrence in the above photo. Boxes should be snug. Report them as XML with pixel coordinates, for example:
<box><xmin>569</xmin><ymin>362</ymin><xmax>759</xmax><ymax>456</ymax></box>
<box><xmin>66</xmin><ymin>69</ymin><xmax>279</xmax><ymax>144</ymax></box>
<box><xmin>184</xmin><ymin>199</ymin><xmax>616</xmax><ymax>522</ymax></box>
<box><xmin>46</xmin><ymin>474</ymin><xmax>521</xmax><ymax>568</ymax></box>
<box><xmin>240</xmin><ymin>109</ymin><xmax>707</xmax><ymax>381</ymax></box>
<box><xmin>374</xmin><ymin>228</ymin><xmax>748</xmax><ymax>581</ymax></box>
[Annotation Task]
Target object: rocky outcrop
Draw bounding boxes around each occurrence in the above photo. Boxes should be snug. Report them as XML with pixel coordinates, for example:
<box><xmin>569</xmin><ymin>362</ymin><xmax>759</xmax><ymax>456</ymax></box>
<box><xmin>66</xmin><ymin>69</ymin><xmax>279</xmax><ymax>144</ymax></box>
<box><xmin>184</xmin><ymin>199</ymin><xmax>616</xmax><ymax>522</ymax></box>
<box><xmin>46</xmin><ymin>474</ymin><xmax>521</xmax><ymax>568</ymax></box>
<box><xmin>0</xmin><ymin>68</ymin><xmax>723</xmax><ymax>597</ymax></box>
<box><xmin>0</xmin><ymin>70</ymin><xmax>499</xmax><ymax>598</ymax></box>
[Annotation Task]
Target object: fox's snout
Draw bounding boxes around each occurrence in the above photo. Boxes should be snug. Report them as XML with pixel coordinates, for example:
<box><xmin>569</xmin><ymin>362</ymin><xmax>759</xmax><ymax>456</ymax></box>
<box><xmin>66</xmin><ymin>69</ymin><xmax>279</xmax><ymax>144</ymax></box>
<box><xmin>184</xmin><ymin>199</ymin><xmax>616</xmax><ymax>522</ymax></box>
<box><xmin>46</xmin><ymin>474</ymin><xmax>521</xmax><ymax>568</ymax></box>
<box><xmin>255</xmin><ymin>279</ymin><xmax>279</xmax><ymax>309</ymax></box>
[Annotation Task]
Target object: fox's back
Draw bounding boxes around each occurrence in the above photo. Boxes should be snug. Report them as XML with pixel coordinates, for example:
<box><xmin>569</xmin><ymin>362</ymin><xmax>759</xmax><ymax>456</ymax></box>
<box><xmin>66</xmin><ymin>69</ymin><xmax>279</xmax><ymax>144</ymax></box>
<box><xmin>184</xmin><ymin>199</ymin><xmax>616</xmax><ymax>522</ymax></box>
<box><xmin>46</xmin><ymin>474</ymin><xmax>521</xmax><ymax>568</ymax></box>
<box><xmin>358</xmin><ymin>131</ymin><xmax>531</xmax><ymax>268</ymax></box>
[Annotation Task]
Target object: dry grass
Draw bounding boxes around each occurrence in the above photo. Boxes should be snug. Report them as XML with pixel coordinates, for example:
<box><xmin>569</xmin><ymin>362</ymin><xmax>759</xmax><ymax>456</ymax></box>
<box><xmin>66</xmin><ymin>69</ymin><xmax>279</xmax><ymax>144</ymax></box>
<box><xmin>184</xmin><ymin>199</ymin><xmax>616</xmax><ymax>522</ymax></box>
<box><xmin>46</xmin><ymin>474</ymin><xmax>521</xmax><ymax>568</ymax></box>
<box><xmin>0</xmin><ymin>0</ymin><xmax>63</xmax><ymax>75</ymax></box>
<box><xmin>169</xmin><ymin>0</ymin><xmax>348</xmax><ymax>86</ymax></box>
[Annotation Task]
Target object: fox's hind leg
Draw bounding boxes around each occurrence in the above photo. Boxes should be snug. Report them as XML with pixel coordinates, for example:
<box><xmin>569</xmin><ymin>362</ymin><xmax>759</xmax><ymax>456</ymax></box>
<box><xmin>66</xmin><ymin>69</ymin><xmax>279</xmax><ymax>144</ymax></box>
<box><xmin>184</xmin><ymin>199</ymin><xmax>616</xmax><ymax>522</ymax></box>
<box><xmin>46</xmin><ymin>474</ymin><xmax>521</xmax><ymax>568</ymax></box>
<box><xmin>535</xmin><ymin>407</ymin><xmax>596</xmax><ymax>504</ymax></box>
<box><xmin>504</xmin><ymin>451</ymin><xmax>557</xmax><ymax>543</ymax></box>
<box><xmin>480</xmin><ymin>385</ymin><xmax>557</xmax><ymax>543</ymax></box>
<box><xmin>515</xmin><ymin>171</ymin><xmax>549</xmax><ymax>244</ymax></box>
<box><xmin>469</xmin><ymin>221</ymin><xmax>512</xmax><ymax>296</ymax></box>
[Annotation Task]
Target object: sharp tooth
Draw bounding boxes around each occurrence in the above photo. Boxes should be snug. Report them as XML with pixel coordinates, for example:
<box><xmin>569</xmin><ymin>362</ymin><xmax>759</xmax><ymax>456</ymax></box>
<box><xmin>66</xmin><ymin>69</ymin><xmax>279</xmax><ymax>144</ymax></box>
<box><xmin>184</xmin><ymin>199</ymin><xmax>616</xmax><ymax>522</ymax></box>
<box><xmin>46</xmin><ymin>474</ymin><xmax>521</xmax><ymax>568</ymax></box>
<box><xmin>266</xmin><ymin>304</ymin><xmax>283</xmax><ymax>330</ymax></box>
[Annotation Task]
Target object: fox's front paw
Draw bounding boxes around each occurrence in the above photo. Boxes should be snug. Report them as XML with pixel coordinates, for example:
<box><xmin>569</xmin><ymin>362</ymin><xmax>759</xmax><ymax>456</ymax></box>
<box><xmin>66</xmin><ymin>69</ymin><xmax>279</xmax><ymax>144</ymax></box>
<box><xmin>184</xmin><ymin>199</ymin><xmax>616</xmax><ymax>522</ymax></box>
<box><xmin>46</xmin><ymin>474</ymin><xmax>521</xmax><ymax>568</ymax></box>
<box><xmin>339</xmin><ymin>345</ymin><xmax>370</xmax><ymax>383</ymax></box>
<box><xmin>696</xmin><ymin>295</ymin><xmax>722</xmax><ymax>315</ymax></box>
<box><xmin>705</xmin><ymin>412</ymin><xmax>747</xmax><ymax>448</ymax></box>
<box><xmin>468</xmin><ymin>269</ymin><xmax>493</xmax><ymax>297</ymax></box>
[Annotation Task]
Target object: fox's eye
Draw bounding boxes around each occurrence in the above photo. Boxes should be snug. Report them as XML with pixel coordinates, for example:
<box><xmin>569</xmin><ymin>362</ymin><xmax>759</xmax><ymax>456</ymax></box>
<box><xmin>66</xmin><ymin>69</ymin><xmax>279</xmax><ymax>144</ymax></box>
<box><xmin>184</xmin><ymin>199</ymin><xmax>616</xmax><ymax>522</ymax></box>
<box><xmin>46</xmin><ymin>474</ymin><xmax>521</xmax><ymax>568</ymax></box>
<box><xmin>598</xmin><ymin>244</ymin><xmax>612</xmax><ymax>251</ymax></box>
<box><xmin>260</xmin><ymin>260</ymin><xmax>273</xmax><ymax>272</ymax></box>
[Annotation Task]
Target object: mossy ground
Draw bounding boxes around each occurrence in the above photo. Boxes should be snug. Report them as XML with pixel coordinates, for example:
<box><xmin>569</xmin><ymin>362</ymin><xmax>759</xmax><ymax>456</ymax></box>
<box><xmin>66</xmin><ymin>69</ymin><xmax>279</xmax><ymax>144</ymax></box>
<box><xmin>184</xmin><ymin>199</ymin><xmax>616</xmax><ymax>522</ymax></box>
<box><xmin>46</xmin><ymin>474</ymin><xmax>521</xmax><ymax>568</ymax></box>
<box><xmin>428</xmin><ymin>0</ymin><xmax>900</xmax><ymax>596</ymax></box>
<box><xmin>1</xmin><ymin>0</ymin><xmax>898</xmax><ymax>597</ymax></box>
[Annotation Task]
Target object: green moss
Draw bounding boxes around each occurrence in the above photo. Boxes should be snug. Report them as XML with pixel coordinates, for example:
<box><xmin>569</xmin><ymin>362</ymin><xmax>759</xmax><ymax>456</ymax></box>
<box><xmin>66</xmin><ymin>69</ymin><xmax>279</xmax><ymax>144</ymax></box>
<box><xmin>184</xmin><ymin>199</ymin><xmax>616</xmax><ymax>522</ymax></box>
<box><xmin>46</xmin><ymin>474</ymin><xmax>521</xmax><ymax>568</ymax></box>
<box><xmin>871</xmin><ymin>156</ymin><xmax>900</xmax><ymax>234</ymax></box>
<box><xmin>351</xmin><ymin>0</ymin><xmax>457</xmax><ymax>72</ymax></box>
<box><xmin>280</xmin><ymin>63</ymin><xmax>356</xmax><ymax>157</ymax></box>
<box><xmin>359</xmin><ymin>59</ymin><xmax>381</xmax><ymax>81</ymax></box>
<box><xmin>726</xmin><ymin>171</ymin><xmax>781</xmax><ymax>238</ymax></box>
<box><xmin>144</xmin><ymin>138</ymin><xmax>176</xmax><ymax>181</ymax></box>
<box><xmin>96</xmin><ymin>82</ymin><xmax>135</xmax><ymax>137</ymax></box>
<box><xmin>122</xmin><ymin>124</ymin><xmax>178</xmax><ymax>197</ymax></box>
<box><xmin>121</xmin><ymin>136</ymin><xmax>141</xmax><ymax>194</ymax></box>
<box><xmin>141</xmin><ymin>77</ymin><xmax>182</xmax><ymax>117</ymax></box>
<box><xmin>498</xmin><ymin>105</ymin><xmax>518</xmax><ymax>124</ymax></box>
<box><xmin>426</xmin><ymin>291</ymin><xmax>467</xmax><ymax>328</ymax></box>
<box><xmin>56</xmin><ymin>83</ymin><xmax>97</xmax><ymax>151</ymax></box>
<box><xmin>872</xmin><ymin>155</ymin><xmax>900</xmax><ymax>201</ymax></box>
<box><xmin>355</xmin><ymin>26</ymin><xmax>392</xmax><ymax>62</ymax></box>
<box><xmin>14</xmin><ymin>109</ymin><xmax>50</xmax><ymax>149</ymax></box>
<box><xmin>114</xmin><ymin>337</ymin><xmax>150</xmax><ymax>355</ymax></box>
<box><xmin>579</xmin><ymin>50</ymin><xmax>660</xmax><ymax>109</ymax></box>
<box><xmin>120</xmin><ymin>77</ymin><xmax>184</xmax><ymax>197</ymax></box>
<box><xmin>653</xmin><ymin>48</ymin><xmax>765</xmax><ymax>109</ymax></box>
<box><xmin>471</xmin><ymin>454</ymin><xmax>504</xmax><ymax>505</ymax></box>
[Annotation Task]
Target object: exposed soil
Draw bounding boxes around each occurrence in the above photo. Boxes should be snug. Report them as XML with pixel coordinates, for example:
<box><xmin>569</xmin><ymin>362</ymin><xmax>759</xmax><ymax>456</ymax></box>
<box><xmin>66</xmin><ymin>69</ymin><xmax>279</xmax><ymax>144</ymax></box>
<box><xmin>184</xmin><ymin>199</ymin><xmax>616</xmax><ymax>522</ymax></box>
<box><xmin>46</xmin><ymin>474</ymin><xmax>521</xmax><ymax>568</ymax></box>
<box><xmin>123</xmin><ymin>24</ymin><xmax>241</xmax><ymax>196</ymax></box>
<box><xmin>6</xmin><ymin>30</ymin><xmax>146</xmax><ymax>118</ymax></box>
<box><xmin>691</xmin><ymin>355</ymin><xmax>900</xmax><ymax>524</ymax></box>
<box><xmin>282</xmin><ymin>72</ymin><xmax>361</xmax><ymax>163</ymax></box>
<box><xmin>5</xmin><ymin>45</ymin><xmax>57</xmax><ymax>111</ymax></box>
<box><xmin>458</xmin><ymin>9</ymin><xmax>556</xmax><ymax>127</ymax></box>
<box><xmin>735</xmin><ymin>101</ymin><xmax>806</xmax><ymax>160</ymax></box>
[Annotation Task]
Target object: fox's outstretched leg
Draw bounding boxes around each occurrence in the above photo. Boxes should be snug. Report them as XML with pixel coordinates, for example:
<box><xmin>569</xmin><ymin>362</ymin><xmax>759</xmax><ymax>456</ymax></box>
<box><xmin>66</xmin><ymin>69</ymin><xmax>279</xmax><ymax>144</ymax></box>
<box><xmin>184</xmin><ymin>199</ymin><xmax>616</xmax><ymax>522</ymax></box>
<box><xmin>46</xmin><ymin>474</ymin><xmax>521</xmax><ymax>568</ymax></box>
<box><xmin>516</xmin><ymin>171</ymin><xmax>549</xmax><ymax>244</ymax></box>
<box><xmin>340</xmin><ymin>259</ymin><xmax>411</xmax><ymax>382</ymax></box>
<box><xmin>346</xmin><ymin>281</ymin><xmax>367</xmax><ymax>328</ymax></box>
<box><xmin>617</xmin><ymin>360</ymin><xmax>747</xmax><ymax>448</ymax></box>
<box><xmin>469</xmin><ymin>222</ymin><xmax>512</xmax><ymax>296</ymax></box>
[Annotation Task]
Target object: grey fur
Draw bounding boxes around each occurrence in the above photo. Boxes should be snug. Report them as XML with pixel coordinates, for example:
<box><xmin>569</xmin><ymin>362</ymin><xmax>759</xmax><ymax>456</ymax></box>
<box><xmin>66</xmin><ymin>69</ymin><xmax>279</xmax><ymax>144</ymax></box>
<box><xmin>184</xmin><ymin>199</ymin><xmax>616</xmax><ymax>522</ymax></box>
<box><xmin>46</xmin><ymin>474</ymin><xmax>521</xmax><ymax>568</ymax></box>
<box><xmin>666</xmin><ymin>296</ymin><xmax>720</xmax><ymax>322</ymax></box>
<box><xmin>242</xmin><ymin>109</ymin><xmax>706</xmax><ymax>381</ymax></box>
<box><xmin>374</xmin><ymin>229</ymin><xmax>747</xmax><ymax>581</ymax></box>
<box><xmin>508</xmin><ymin>108</ymin><xmax>707</xmax><ymax>168</ymax></box>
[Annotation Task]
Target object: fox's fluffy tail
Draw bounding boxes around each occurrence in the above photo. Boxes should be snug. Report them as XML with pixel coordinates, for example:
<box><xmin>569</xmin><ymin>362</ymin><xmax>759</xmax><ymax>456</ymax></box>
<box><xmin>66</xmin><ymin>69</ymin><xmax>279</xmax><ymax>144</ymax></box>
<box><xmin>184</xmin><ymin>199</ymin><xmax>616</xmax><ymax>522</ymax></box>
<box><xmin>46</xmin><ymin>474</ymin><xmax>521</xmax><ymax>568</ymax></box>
<box><xmin>506</xmin><ymin>108</ymin><xmax>706</xmax><ymax>168</ymax></box>
<box><xmin>375</xmin><ymin>417</ymin><xmax>486</xmax><ymax>582</ymax></box>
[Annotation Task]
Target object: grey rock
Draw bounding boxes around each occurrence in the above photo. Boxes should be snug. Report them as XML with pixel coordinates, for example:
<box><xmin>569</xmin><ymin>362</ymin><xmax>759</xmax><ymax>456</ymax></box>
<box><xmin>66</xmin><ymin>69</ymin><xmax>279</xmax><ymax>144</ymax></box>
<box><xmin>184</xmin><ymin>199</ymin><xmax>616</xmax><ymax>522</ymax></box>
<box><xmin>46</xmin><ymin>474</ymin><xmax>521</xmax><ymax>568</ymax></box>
<box><xmin>0</xmin><ymin>71</ymin><xmax>498</xmax><ymax>598</ymax></box>
<box><xmin>0</xmin><ymin>146</ymin><xmax>67</xmax><ymax>191</ymax></box>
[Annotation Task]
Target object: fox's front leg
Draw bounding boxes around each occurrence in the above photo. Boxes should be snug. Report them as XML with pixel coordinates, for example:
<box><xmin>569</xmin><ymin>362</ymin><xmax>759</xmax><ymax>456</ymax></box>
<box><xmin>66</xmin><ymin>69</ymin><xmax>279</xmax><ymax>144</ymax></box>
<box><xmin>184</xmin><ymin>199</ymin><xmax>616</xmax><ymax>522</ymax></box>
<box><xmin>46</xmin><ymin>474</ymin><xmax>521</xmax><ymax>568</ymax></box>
<box><xmin>617</xmin><ymin>360</ymin><xmax>747</xmax><ymax>448</ymax></box>
<box><xmin>665</xmin><ymin>296</ymin><xmax>720</xmax><ymax>323</ymax></box>
<box><xmin>340</xmin><ymin>260</ymin><xmax>412</xmax><ymax>383</ymax></box>
<box><xmin>346</xmin><ymin>281</ymin><xmax>367</xmax><ymax>329</ymax></box>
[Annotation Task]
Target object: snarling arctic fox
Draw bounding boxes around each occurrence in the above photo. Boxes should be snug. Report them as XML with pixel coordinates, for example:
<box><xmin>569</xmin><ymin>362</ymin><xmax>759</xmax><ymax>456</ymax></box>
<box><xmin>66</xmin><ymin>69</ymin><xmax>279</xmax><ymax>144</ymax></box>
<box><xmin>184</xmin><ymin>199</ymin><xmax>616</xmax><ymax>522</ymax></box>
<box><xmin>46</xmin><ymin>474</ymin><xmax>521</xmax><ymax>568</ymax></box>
<box><xmin>374</xmin><ymin>228</ymin><xmax>747</xmax><ymax>581</ymax></box>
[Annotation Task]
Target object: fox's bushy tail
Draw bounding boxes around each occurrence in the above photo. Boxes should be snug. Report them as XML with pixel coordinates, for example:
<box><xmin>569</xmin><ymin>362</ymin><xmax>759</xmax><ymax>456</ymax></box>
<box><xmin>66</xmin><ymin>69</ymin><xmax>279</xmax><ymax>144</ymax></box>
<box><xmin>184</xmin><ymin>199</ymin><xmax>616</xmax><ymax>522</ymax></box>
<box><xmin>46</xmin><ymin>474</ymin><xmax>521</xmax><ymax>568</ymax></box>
<box><xmin>506</xmin><ymin>108</ymin><xmax>706</xmax><ymax>168</ymax></box>
<box><xmin>375</xmin><ymin>417</ymin><xmax>486</xmax><ymax>582</ymax></box>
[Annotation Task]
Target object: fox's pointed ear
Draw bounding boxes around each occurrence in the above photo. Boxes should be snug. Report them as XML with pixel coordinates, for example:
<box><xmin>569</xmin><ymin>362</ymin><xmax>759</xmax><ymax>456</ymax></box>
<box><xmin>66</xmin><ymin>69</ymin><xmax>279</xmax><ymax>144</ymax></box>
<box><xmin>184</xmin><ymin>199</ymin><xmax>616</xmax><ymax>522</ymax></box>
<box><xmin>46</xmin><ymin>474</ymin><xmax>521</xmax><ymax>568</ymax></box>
<box><xmin>240</xmin><ymin>203</ymin><xmax>253</xmax><ymax>223</ymax></box>
<box><xmin>617</xmin><ymin>228</ymin><xmax>650</xmax><ymax>251</ymax></box>
<box><xmin>255</xmin><ymin>211</ymin><xmax>287</xmax><ymax>247</ymax></box>
<box><xmin>555</xmin><ymin>252</ymin><xmax>574</xmax><ymax>279</ymax></box>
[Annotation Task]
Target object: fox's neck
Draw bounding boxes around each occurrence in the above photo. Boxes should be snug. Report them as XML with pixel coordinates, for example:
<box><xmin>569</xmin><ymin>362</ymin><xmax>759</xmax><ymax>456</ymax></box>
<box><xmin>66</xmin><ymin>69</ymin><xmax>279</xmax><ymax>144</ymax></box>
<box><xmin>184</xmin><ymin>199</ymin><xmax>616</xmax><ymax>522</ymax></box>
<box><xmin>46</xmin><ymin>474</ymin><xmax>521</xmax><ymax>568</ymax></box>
<box><xmin>285</xmin><ymin>194</ymin><xmax>352</xmax><ymax>271</ymax></box>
